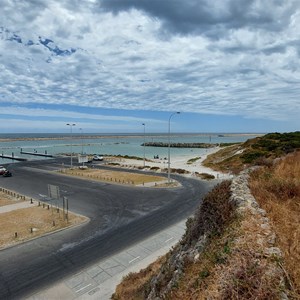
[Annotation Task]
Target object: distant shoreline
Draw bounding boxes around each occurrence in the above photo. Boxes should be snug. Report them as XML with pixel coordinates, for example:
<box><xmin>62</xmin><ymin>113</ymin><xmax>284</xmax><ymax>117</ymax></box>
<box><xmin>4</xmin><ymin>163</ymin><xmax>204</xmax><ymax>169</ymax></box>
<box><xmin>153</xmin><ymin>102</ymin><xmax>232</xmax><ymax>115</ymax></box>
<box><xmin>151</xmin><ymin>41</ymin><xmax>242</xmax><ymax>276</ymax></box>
<box><xmin>0</xmin><ymin>133</ymin><xmax>263</xmax><ymax>143</ymax></box>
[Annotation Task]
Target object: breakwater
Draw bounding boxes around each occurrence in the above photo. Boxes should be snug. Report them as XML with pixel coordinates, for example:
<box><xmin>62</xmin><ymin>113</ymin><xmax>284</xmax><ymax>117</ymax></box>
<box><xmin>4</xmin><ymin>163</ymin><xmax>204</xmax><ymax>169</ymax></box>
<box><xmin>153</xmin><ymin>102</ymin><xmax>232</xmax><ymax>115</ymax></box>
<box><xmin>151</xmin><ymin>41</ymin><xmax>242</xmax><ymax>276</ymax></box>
<box><xmin>142</xmin><ymin>142</ymin><xmax>217</xmax><ymax>148</ymax></box>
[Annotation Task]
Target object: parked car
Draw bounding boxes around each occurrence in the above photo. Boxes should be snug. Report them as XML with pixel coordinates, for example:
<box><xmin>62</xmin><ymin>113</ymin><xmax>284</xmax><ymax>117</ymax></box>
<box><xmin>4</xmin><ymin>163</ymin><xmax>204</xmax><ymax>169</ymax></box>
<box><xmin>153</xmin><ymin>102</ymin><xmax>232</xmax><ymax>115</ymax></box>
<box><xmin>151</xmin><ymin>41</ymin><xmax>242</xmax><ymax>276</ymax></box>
<box><xmin>3</xmin><ymin>170</ymin><xmax>12</xmax><ymax>177</ymax></box>
<box><xmin>0</xmin><ymin>166</ymin><xmax>7</xmax><ymax>175</ymax></box>
<box><xmin>93</xmin><ymin>155</ymin><xmax>104</xmax><ymax>161</ymax></box>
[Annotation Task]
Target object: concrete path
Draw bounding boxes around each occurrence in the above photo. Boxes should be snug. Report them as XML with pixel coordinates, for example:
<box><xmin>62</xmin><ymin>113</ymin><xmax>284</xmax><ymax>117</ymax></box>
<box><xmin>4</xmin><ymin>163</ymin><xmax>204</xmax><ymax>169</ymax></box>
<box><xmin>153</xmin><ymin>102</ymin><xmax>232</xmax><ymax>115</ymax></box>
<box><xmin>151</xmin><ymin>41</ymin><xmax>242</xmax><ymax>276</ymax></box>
<box><xmin>0</xmin><ymin>201</ymin><xmax>36</xmax><ymax>214</ymax></box>
<box><xmin>27</xmin><ymin>220</ymin><xmax>187</xmax><ymax>300</ymax></box>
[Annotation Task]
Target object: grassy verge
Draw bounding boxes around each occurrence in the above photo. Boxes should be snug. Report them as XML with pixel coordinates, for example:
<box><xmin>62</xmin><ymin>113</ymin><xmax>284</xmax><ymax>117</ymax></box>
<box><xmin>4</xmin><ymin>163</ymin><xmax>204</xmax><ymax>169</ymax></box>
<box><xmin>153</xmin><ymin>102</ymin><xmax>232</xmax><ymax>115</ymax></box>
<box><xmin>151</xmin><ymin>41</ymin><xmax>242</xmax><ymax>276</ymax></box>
<box><xmin>249</xmin><ymin>151</ymin><xmax>300</xmax><ymax>297</ymax></box>
<box><xmin>0</xmin><ymin>200</ymin><xmax>87</xmax><ymax>250</ymax></box>
<box><xmin>59</xmin><ymin>168</ymin><xmax>166</xmax><ymax>186</ymax></box>
<box><xmin>0</xmin><ymin>191</ymin><xmax>24</xmax><ymax>207</ymax></box>
<box><xmin>112</xmin><ymin>257</ymin><xmax>166</xmax><ymax>300</ymax></box>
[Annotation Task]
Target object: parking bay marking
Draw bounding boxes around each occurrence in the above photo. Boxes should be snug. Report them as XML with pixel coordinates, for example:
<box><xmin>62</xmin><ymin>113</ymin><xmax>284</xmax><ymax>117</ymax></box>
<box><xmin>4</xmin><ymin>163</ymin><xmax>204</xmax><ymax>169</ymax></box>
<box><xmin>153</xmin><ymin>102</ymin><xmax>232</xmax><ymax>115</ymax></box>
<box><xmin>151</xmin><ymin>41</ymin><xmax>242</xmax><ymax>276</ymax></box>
<box><xmin>165</xmin><ymin>237</ymin><xmax>174</xmax><ymax>243</ymax></box>
<box><xmin>75</xmin><ymin>283</ymin><xmax>93</xmax><ymax>293</ymax></box>
<box><xmin>129</xmin><ymin>256</ymin><xmax>140</xmax><ymax>264</ymax></box>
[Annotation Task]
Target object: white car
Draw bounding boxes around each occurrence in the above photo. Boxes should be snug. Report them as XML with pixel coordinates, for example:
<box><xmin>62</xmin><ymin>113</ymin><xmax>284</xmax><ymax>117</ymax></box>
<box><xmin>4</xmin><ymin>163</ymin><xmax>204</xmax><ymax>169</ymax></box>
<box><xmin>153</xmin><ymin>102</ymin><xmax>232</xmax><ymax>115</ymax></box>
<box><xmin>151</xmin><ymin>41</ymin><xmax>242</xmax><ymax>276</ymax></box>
<box><xmin>0</xmin><ymin>166</ymin><xmax>6</xmax><ymax>175</ymax></box>
<box><xmin>93</xmin><ymin>155</ymin><xmax>104</xmax><ymax>161</ymax></box>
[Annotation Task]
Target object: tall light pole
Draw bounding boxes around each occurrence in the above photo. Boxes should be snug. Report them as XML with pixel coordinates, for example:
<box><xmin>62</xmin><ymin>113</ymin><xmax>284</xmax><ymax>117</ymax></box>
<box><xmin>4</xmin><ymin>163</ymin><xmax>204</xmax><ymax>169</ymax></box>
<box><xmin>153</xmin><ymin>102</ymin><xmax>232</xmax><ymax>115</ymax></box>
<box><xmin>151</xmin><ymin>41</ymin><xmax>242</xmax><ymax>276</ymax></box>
<box><xmin>79</xmin><ymin>128</ymin><xmax>83</xmax><ymax>154</ymax></box>
<box><xmin>142</xmin><ymin>123</ymin><xmax>146</xmax><ymax>167</ymax></box>
<box><xmin>66</xmin><ymin>123</ymin><xmax>75</xmax><ymax>168</ymax></box>
<box><xmin>168</xmin><ymin>112</ymin><xmax>180</xmax><ymax>183</ymax></box>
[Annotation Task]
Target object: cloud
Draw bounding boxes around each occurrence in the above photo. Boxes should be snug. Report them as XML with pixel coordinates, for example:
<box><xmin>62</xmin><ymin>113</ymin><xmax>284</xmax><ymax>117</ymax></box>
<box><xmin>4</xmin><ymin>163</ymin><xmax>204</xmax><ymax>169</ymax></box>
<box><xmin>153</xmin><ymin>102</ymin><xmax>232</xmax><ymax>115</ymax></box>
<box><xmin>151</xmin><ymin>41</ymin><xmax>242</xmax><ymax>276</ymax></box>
<box><xmin>100</xmin><ymin>0</ymin><xmax>298</xmax><ymax>37</ymax></box>
<box><xmin>0</xmin><ymin>118</ymin><xmax>141</xmax><ymax>133</ymax></box>
<box><xmin>0</xmin><ymin>0</ymin><xmax>300</xmax><ymax>132</ymax></box>
<box><xmin>0</xmin><ymin>105</ymin><xmax>165</xmax><ymax>124</ymax></box>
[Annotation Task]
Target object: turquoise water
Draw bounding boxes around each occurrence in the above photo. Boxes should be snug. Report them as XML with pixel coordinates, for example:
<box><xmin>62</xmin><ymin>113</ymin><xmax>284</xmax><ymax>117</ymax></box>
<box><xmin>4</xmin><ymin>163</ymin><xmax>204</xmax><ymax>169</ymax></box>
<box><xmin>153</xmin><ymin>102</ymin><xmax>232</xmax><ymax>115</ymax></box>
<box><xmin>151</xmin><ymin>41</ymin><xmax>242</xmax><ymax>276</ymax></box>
<box><xmin>0</xmin><ymin>133</ymin><xmax>257</xmax><ymax>165</ymax></box>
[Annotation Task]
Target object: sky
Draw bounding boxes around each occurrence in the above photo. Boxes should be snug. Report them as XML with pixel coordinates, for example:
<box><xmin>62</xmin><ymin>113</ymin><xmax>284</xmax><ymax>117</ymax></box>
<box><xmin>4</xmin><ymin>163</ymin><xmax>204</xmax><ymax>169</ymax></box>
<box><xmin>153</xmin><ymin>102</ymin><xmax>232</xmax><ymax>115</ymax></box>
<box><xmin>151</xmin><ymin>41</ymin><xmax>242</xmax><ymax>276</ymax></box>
<box><xmin>0</xmin><ymin>0</ymin><xmax>299</xmax><ymax>134</ymax></box>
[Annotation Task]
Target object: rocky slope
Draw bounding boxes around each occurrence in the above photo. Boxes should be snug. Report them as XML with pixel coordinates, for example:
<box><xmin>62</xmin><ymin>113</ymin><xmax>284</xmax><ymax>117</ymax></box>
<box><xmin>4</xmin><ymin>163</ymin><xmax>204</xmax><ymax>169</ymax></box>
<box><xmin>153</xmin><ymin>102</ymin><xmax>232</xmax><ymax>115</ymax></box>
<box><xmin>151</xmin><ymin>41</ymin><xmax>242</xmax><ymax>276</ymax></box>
<box><xmin>113</xmin><ymin>171</ymin><xmax>288</xmax><ymax>299</ymax></box>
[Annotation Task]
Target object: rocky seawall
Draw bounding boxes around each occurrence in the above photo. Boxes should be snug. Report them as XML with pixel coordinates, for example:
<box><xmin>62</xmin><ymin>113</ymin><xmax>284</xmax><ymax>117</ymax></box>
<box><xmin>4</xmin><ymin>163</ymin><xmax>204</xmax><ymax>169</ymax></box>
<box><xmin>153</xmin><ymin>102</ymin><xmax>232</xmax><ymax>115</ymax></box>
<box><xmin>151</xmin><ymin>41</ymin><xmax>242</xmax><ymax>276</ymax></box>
<box><xmin>145</xmin><ymin>169</ymin><xmax>287</xmax><ymax>299</ymax></box>
<box><xmin>142</xmin><ymin>142</ymin><xmax>217</xmax><ymax>148</ymax></box>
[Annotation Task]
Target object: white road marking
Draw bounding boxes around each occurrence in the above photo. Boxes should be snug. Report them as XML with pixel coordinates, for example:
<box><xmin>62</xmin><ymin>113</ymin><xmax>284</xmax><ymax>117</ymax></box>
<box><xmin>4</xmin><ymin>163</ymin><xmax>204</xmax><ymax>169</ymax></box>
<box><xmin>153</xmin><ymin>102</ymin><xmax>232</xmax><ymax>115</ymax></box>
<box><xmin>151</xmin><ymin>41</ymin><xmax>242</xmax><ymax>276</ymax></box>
<box><xmin>164</xmin><ymin>237</ymin><xmax>174</xmax><ymax>243</ymax></box>
<box><xmin>75</xmin><ymin>283</ymin><xmax>92</xmax><ymax>293</ymax></box>
<box><xmin>129</xmin><ymin>256</ymin><xmax>140</xmax><ymax>264</ymax></box>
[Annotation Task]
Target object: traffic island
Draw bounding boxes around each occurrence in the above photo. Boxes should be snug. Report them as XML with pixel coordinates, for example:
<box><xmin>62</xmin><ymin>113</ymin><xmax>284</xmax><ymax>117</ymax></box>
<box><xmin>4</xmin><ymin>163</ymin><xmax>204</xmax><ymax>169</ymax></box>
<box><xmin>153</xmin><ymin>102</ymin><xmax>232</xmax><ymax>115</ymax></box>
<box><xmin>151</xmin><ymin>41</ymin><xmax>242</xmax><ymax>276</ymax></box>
<box><xmin>58</xmin><ymin>167</ymin><xmax>179</xmax><ymax>188</ymax></box>
<box><xmin>0</xmin><ymin>189</ymin><xmax>88</xmax><ymax>250</ymax></box>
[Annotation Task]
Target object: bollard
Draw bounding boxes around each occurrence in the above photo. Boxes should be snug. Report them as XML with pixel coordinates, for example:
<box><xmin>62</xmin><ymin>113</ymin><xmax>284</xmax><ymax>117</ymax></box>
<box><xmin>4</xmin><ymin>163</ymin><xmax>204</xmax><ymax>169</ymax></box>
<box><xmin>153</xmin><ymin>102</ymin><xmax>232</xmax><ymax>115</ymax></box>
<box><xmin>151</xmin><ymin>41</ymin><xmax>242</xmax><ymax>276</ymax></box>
<box><xmin>30</xmin><ymin>228</ymin><xmax>33</xmax><ymax>233</ymax></box>
<box><xmin>30</xmin><ymin>198</ymin><xmax>33</xmax><ymax>204</ymax></box>
<box><xmin>43</xmin><ymin>203</ymin><xmax>45</xmax><ymax>208</ymax></box>
<box><xmin>38</xmin><ymin>201</ymin><xmax>40</xmax><ymax>206</ymax></box>
<box><xmin>52</xmin><ymin>221</ymin><xmax>55</xmax><ymax>226</ymax></box>
<box><xmin>15</xmin><ymin>232</ymin><xmax>18</xmax><ymax>238</ymax></box>
<box><xmin>57</xmin><ymin>208</ymin><xmax>59</xmax><ymax>213</ymax></box>
<box><xmin>47</xmin><ymin>205</ymin><xmax>50</xmax><ymax>210</ymax></box>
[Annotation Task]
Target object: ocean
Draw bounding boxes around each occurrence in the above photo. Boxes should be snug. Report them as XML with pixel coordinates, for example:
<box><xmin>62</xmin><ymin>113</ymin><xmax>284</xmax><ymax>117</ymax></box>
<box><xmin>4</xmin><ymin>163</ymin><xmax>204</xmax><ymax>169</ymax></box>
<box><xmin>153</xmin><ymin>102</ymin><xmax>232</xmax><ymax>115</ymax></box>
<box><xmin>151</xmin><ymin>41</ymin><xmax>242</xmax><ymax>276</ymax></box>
<box><xmin>0</xmin><ymin>133</ymin><xmax>259</xmax><ymax>165</ymax></box>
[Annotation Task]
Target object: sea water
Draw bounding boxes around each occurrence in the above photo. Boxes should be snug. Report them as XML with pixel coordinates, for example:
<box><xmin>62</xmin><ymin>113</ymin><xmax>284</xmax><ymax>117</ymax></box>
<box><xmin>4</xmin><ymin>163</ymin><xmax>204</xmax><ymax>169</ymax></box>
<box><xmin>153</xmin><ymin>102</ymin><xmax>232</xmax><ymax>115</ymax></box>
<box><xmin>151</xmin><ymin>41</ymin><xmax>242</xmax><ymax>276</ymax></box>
<box><xmin>0</xmin><ymin>133</ymin><xmax>259</xmax><ymax>165</ymax></box>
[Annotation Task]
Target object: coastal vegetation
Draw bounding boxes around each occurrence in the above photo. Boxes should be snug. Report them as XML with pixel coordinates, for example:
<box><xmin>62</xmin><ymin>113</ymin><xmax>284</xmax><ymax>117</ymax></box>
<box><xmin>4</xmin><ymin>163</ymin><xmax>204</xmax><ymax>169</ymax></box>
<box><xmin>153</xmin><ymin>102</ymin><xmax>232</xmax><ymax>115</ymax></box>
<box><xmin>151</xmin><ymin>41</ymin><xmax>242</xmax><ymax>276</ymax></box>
<box><xmin>203</xmin><ymin>131</ymin><xmax>300</xmax><ymax>173</ymax></box>
<box><xmin>187</xmin><ymin>156</ymin><xmax>201</xmax><ymax>164</ymax></box>
<box><xmin>249</xmin><ymin>151</ymin><xmax>300</xmax><ymax>297</ymax></box>
<box><xmin>194</xmin><ymin>172</ymin><xmax>215</xmax><ymax>180</ymax></box>
<box><xmin>113</xmin><ymin>132</ymin><xmax>300</xmax><ymax>299</ymax></box>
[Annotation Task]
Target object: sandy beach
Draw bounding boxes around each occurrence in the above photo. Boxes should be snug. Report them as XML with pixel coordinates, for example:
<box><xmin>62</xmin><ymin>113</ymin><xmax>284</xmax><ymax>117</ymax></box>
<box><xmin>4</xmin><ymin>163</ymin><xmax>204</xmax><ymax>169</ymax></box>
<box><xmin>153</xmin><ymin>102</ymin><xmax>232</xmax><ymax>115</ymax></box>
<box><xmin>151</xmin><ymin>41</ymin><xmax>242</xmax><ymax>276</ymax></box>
<box><xmin>107</xmin><ymin>146</ymin><xmax>231</xmax><ymax>180</ymax></box>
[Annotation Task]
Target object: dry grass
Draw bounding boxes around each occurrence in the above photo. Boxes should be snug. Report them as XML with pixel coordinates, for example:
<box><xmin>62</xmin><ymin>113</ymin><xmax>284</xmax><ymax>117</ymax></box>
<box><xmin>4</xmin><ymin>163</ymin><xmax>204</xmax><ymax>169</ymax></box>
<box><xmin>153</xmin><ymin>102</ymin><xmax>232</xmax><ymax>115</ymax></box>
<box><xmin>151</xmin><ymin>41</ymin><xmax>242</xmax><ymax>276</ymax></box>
<box><xmin>112</xmin><ymin>257</ymin><xmax>166</xmax><ymax>300</ymax></box>
<box><xmin>0</xmin><ymin>191</ymin><xmax>24</xmax><ymax>206</ymax></box>
<box><xmin>249</xmin><ymin>151</ymin><xmax>300</xmax><ymax>298</ymax></box>
<box><xmin>168</xmin><ymin>216</ymin><xmax>282</xmax><ymax>300</ymax></box>
<box><xmin>203</xmin><ymin>144</ymin><xmax>244</xmax><ymax>173</ymax></box>
<box><xmin>114</xmin><ymin>179</ymin><xmax>286</xmax><ymax>299</ymax></box>
<box><xmin>59</xmin><ymin>168</ymin><xmax>166</xmax><ymax>186</ymax></box>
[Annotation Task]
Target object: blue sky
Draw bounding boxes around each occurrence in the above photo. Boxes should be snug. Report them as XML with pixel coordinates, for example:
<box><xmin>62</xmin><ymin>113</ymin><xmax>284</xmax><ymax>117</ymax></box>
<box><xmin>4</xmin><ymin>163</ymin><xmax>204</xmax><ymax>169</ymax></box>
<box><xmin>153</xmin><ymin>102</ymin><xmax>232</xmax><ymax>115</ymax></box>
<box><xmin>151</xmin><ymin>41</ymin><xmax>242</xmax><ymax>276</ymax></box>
<box><xmin>0</xmin><ymin>0</ymin><xmax>299</xmax><ymax>133</ymax></box>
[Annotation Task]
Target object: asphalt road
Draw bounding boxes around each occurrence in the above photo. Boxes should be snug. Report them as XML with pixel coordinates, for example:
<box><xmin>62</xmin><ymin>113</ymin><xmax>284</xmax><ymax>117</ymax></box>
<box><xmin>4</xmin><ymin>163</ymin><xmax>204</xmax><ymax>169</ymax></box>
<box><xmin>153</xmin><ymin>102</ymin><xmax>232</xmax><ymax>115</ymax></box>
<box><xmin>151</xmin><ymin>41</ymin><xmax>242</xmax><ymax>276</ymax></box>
<box><xmin>0</xmin><ymin>158</ymin><xmax>217</xmax><ymax>299</ymax></box>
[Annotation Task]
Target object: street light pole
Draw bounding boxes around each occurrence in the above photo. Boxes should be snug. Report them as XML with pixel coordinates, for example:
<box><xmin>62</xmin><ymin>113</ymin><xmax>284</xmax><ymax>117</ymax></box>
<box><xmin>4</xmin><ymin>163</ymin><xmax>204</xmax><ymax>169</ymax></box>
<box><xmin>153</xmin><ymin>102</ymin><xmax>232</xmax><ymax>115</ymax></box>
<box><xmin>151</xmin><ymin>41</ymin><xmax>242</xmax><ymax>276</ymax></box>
<box><xmin>168</xmin><ymin>112</ymin><xmax>180</xmax><ymax>184</ymax></box>
<box><xmin>79</xmin><ymin>128</ymin><xmax>83</xmax><ymax>154</ymax></box>
<box><xmin>142</xmin><ymin>123</ymin><xmax>146</xmax><ymax>167</ymax></box>
<box><xmin>66</xmin><ymin>123</ymin><xmax>76</xmax><ymax>168</ymax></box>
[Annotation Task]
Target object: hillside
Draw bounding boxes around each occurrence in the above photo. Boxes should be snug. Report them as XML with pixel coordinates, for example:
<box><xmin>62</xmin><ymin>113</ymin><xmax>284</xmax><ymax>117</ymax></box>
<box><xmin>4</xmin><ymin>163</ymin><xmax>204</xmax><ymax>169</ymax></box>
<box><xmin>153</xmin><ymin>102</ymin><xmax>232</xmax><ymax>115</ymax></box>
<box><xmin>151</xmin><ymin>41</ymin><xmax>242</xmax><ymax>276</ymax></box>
<box><xmin>112</xmin><ymin>132</ymin><xmax>300</xmax><ymax>299</ymax></box>
<box><xmin>203</xmin><ymin>131</ymin><xmax>300</xmax><ymax>174</ymax></box>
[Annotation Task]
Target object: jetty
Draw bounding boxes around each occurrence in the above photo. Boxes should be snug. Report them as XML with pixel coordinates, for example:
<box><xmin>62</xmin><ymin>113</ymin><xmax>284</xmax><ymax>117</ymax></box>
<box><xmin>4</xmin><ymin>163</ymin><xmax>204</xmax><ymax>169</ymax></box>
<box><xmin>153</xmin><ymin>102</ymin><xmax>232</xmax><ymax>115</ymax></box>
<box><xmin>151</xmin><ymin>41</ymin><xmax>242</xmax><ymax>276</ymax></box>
<box><xmin>20</xmin><ymin>149</ymin><xmax>53</xmax><ymax>158</ymax></box>
<box><xmin>142</xmin><ymin>142</ymin><xmax>217</xmax><ymax>148</ymax></box>
<box><xmin>0</xmin><ymin>153</ymin><xmax>27</xmax><ymax>161</ymax></box>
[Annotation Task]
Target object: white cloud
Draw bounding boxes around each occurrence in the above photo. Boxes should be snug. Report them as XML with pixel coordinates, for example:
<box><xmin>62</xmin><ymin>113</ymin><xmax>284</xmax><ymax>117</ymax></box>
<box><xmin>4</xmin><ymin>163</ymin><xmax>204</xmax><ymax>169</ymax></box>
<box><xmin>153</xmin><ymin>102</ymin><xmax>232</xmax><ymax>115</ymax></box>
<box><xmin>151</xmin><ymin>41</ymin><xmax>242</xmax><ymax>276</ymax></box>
<box><xmin>0</xmin><ymin>0</ymin><xmax>300</xmax><ymax>127</ymax></box>
<box><xmin>0</xmin><ymin>106</ymin><xmax>164</xmax><ymax>124</ymax></box>
<box><xmin>0</xmin><ymin>118</ymin><xmax>140</xmax><ymax>132</ymax></box>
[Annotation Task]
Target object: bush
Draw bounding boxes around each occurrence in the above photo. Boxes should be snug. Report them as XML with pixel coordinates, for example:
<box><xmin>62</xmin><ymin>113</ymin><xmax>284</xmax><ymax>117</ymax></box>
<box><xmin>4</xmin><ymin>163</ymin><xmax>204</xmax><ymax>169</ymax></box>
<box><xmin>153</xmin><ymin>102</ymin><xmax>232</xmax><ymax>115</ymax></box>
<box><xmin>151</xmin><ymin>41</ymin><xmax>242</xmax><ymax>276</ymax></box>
<box><xmin>182</xmin><ymin>180</ymin><xmax>233</xmax><ymax>246</ymax></box>
<box><xmin>195</xmin><ymin>172</ymin><xmax>215</xmax><ymax>180</ymax></box>
<box><xmin>150</xmin><ymin>166</ymin><xmax>160</xmax><ymax>171</ymax></box>
<box><xmin>241</xmin><ymin>151</ymin><xmax>267</xmax><ymax>164</ymax></box>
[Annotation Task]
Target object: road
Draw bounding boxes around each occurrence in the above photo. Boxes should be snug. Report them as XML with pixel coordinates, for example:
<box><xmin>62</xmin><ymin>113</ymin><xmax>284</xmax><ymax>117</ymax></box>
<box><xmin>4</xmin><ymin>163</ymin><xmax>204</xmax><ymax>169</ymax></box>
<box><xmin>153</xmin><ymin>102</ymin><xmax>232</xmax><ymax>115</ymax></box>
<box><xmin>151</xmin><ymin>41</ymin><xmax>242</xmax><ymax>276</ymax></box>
<box><xmin>0</xmin><ymin>158</ymin><xmax>216</xmax><ymax>299</ymax></box>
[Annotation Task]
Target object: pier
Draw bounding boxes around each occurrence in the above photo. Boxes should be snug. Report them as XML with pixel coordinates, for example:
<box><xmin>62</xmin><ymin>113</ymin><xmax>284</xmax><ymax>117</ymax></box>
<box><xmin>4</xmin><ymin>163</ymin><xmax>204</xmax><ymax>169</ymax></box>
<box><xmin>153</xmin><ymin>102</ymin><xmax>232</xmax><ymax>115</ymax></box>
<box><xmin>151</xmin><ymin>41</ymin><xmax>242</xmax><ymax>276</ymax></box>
<box><xmin>20</xmin><ymin>149</ymin><xmax>53</xmax><ymax>158</ymax></box>
<box><xmin>0</xmin><ymin>153</ymin><xmax>28</xmax><ymax>161</ymax></box>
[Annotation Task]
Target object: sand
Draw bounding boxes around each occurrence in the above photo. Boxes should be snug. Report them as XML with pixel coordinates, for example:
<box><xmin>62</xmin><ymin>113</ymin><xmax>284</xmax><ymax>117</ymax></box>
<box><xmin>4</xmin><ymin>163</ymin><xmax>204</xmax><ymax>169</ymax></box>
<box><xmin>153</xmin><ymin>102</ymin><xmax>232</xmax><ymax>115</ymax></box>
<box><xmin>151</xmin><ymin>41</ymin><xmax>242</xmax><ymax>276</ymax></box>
<box><xmin>107</xmin><ymin>146</ymin><xmax>232</xmax><ymax>180</ymax></box>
